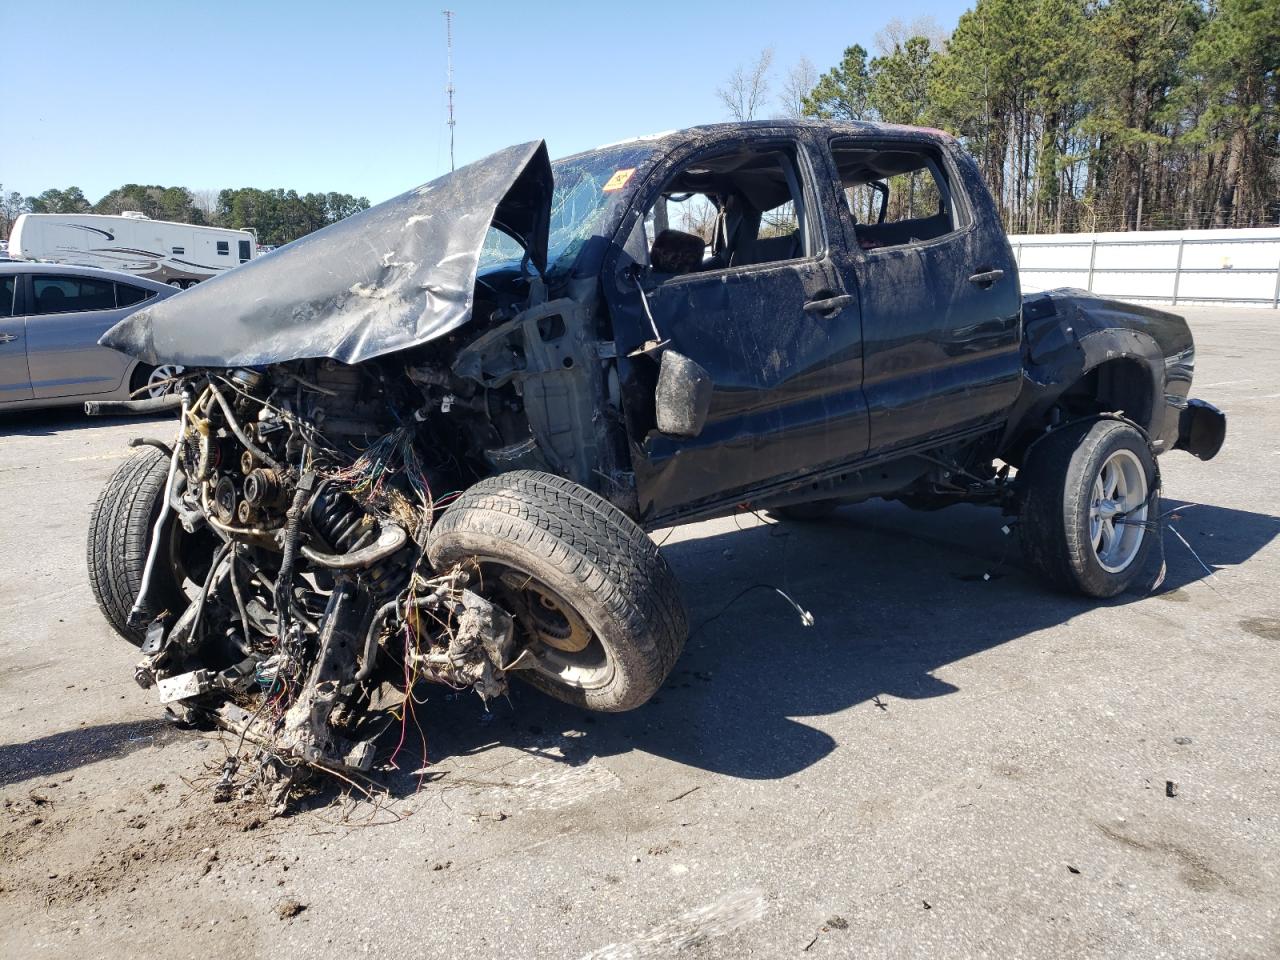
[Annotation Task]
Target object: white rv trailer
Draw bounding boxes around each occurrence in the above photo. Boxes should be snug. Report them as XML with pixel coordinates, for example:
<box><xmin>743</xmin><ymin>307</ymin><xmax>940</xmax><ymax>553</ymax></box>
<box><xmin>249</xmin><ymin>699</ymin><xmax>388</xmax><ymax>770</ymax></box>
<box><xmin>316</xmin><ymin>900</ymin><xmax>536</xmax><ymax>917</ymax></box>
<box><xmin>8</xmin><ymin>212</ymin><xmax>257</xmax><ymax>287</ymax></box>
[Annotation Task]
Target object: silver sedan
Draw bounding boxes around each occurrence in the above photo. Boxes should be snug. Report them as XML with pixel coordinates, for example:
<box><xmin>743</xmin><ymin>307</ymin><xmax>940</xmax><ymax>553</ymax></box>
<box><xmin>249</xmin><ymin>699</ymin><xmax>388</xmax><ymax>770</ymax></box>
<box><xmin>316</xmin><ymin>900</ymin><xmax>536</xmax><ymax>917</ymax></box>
<box><xmin>0</xmin><ymin>262</ymin><xmax>180</xmax><ymax>412</ymax></box>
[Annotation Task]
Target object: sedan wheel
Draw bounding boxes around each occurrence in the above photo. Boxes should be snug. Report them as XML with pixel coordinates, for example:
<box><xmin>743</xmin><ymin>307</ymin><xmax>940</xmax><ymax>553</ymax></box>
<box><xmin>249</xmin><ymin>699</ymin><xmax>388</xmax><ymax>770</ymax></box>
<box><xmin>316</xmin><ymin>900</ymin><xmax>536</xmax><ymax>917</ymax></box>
<box><xmin>495</xmin><ymin>568</ymin><xmax>616</xmax><ymax>692</ymax></box>
<box><xmin>146</xmin><ymin>364</ymin><xmax>185</xmax><ymax>399</ymax></box>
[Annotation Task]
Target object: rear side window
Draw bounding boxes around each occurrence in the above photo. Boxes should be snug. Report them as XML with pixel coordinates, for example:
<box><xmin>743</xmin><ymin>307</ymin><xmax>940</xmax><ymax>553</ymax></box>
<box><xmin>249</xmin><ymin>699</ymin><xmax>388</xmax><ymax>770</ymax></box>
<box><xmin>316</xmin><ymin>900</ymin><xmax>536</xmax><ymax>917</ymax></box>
<box><xmin>115</xmin><ymin>283</ymin><xmax>154</xmax><ymax>307</ymax></box>
<box><xmin>830</xmin><ymin>141</ymin><xmax>962</xmax><ymax>250</ymax></box>
<box><xmin>0</xmin><ymin>277</ymin><xmax>14</xmax><ymax>317</ymax></box>
<box><xmin>238</xmin><ymin>239</ymin><xmax>251</xmax><ymax>262</ymax></box>
<box><xmin>32</xmin><ymin>275</ymin><xmax>116</xmax><ymax>314</ymax></box>
<box><xmin>216</xmin><ymin>241</ymin><xmax>230</xmax><ymax>255</ymax></box>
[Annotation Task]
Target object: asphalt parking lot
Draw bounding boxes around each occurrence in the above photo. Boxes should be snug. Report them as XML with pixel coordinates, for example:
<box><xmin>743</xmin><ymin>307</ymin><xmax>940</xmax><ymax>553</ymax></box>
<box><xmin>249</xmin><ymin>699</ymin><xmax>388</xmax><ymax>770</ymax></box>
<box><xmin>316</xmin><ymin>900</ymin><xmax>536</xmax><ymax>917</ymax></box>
<box><xmin>0</xmin><ymin>305</ymin><xmax>1276</xmax><ymax>959</ymax></box>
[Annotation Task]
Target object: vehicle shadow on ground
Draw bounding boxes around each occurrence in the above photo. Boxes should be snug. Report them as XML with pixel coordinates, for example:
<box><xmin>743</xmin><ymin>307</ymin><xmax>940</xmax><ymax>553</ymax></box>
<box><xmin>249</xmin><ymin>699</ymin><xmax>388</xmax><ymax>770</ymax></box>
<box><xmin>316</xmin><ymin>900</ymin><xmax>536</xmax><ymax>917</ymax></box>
<box><xmin>0</xmin><ymin>717</ymin><xmax>179</xmax><ymax>787</ymax></box>
<box><xmin>0</xmin><ymin>407</ymin><xmax>169</xmax><ymax>437</ymax></box>
<box><xmin>397</xmin><ymin>497</ymin><xmax>1279</xmax><ymax>786</ymax></box>
<box><xmin>3</xmin><ymin>499</ymin><xmax>1271</xmax><ymax>796</ymax></box>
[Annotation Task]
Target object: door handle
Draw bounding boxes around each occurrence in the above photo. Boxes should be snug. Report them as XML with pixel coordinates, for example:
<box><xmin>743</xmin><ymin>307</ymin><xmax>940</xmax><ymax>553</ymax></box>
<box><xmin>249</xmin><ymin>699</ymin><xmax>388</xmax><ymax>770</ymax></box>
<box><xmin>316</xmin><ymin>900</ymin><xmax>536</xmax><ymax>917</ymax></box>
<box><xmin>0</xmin><ymin>333</ymin><xmax>17</xmax><ymax>344</ymax></box>
<box><xmin>968</xmin><ymin>269</ymin><xmax>1005</xmax><ymax>288</ymax></box>
<box><xmin>803</xmin><ymin>294</ymin><xmax>854</xmax><ymax>316</ymax></box>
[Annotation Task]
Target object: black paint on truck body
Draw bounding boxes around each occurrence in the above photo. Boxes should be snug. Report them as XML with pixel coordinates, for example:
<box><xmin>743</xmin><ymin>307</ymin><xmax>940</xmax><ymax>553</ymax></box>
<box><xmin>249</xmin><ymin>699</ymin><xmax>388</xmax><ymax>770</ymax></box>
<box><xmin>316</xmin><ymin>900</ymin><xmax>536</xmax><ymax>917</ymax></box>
<box><xmin>99</xmin><ymin>120</ymin><xmax>1224</xmax><ymax>528</ymax></box>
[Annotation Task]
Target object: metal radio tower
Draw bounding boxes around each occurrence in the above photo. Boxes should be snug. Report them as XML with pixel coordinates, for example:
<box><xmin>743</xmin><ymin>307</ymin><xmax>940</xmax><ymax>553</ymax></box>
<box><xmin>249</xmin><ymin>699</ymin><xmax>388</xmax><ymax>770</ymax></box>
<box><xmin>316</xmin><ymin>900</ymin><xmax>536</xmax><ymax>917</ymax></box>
<box><xmin>444</xmin><ymin>10</ymin><xmax>456</xmax><ymax>171</ymax></box>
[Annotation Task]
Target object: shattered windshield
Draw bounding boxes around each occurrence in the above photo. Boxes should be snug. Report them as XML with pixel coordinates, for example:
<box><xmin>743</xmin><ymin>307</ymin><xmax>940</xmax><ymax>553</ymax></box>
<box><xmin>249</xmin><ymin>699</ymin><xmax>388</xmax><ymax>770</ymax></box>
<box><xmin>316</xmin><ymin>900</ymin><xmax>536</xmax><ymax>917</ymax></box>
<box><xmin>479</xmin><ymin>142</ymin><xmax>658</xmax><ymax>276</ymax></box>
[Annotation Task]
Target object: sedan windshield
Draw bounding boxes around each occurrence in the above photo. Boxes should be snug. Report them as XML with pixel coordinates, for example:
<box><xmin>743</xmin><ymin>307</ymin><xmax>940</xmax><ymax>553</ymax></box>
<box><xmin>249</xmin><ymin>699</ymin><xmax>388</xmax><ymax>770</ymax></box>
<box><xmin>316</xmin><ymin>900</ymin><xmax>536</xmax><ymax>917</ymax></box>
<box><xmin>479</xmin><ymin>141</ymin><xmax>658</xmax><ymax>276</ymax></box>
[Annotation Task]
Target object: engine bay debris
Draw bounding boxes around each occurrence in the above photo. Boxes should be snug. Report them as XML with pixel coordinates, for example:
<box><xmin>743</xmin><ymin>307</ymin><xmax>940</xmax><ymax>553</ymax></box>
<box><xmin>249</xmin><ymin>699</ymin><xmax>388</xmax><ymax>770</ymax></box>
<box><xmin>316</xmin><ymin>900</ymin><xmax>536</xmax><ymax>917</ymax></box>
<box><xmin>123</xmin><ymin>361</ymin><xmax>569</xmax><ymax>806</ymax></box>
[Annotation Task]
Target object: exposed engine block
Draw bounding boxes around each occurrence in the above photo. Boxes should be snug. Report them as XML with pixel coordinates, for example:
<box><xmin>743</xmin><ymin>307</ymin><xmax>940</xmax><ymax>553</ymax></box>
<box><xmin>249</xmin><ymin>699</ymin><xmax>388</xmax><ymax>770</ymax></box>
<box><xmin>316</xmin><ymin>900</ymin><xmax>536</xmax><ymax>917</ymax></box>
<box><xmin>133</xmin><ymin>361</ymin><xmax>521</xmax><ymax>792</ymax></box>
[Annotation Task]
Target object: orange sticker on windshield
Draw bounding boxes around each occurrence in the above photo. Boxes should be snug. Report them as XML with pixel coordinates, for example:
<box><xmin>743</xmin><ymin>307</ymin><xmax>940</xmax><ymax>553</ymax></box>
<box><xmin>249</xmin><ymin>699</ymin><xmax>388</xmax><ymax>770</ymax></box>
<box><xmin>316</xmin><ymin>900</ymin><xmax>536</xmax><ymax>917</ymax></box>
<box><xmin>602</xmin><ymin>168</ymin><xmax>636</xmax><ymax>192</ymax></box>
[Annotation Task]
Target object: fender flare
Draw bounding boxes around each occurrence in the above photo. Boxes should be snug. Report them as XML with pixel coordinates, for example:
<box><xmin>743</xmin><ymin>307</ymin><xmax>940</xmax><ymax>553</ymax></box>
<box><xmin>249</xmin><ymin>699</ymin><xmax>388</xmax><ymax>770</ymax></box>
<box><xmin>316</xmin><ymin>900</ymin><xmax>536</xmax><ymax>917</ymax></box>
<box><xmin>1000</xmin><ymin>327</ymin><xmax>1166</xmax><ymax>457</ymax></box>
<box><xmin>1074</xmin><ymin>328</ymin><xmax>1165</xmax><ymax>425</ymax></box>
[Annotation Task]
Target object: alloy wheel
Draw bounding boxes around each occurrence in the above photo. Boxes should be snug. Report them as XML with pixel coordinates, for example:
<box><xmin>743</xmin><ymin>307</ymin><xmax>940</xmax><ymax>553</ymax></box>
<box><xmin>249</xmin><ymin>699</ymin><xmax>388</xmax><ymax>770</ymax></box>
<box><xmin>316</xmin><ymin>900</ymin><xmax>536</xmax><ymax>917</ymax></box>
<box><xmin>1089</xmin><ymin>448</ymin><xmax>1149</xmax><ymax>573</ymax></box>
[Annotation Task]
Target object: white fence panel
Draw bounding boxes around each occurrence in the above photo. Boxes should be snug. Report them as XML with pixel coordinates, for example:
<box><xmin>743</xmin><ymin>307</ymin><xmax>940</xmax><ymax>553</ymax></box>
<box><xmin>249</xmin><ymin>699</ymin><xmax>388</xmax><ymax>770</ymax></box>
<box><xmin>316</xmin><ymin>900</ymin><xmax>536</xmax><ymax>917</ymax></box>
<box><xmin>1009</xmin><ymin>227</ymin><xmax>1280</xmax><ymax>308</ymax></box>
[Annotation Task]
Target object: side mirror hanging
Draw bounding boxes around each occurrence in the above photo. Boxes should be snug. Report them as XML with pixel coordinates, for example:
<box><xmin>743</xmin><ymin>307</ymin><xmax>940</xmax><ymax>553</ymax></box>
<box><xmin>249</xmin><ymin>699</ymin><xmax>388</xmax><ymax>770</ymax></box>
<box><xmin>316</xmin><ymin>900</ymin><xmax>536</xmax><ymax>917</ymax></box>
<box><xmin>655</xmin><ymin>349</ymin><xmax>713</xmax><ymax>439</ymax></box>
<box><xmin>624</xmin><ymin>265</ymin><xmax>713</xmax><ymax>438</ymax></box>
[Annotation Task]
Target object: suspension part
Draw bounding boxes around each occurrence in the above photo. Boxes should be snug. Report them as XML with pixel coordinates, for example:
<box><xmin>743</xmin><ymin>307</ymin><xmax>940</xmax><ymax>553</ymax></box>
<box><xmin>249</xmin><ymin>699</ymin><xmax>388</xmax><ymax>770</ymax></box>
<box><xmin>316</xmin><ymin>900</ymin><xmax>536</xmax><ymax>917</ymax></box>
<box><xmin>309</xmin><ymin>484</ymin><xmax>377</xmax><ymax>553</ymax></box>
<box><xmin>307</xmin><ymin>483</ymin><xmax>411</xmax><ymax>596</ymax></box>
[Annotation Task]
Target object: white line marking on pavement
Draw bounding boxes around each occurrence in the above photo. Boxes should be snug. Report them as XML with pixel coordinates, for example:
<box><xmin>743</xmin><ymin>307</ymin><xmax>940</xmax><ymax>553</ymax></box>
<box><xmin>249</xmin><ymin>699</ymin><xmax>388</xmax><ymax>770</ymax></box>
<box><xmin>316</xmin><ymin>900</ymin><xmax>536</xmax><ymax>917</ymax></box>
<box><xmin>67</xmin><ymin>451</ymin><xmax>133</xmax><ymax>463</ymax></box>
<box><xmin>503</xmin><ymin>761</ymin><xmax>621</xmax><ymax>813</ymax></box>
<box><xmin>578</xmin><ymin>888</ymin><xmax>767</xmax><ymax>959</ymax></box>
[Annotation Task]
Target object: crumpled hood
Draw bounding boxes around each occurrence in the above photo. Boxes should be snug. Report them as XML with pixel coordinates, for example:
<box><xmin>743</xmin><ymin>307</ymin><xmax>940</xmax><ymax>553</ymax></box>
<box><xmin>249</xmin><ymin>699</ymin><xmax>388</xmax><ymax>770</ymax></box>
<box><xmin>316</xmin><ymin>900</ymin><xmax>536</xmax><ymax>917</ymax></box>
<box><xmin>101</xmin><ymin>140</ymin><xmax>552</xmax><ymax>367</ymax></box>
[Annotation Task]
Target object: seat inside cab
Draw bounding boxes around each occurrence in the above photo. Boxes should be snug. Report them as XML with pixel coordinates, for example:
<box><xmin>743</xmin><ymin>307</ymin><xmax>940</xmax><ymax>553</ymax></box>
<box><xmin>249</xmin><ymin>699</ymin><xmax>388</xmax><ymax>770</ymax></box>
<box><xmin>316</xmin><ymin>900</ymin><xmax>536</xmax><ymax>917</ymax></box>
<box><xmin>643</xmin><ymin>145</ymin><xmax>811</xmax><ymax>277</ymax></box>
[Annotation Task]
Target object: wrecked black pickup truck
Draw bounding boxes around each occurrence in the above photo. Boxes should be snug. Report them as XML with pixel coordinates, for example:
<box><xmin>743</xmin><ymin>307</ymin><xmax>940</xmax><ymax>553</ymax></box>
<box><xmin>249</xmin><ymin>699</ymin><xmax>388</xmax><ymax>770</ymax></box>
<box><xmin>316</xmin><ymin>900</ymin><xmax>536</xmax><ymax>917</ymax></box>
<box><xmin>86</xmin><ymin>120</ymin><xmax>1225</xmax><ymax>782</ymax></box>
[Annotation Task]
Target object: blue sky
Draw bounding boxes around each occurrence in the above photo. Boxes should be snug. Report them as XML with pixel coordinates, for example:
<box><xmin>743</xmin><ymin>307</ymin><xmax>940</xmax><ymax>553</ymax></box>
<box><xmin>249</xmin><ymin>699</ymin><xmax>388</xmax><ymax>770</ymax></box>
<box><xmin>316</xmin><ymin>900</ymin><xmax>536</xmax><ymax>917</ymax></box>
<box><xmin>3</xmin><ymin>0</ymin><xmax>972</xmax><ymax>206</ymax></box>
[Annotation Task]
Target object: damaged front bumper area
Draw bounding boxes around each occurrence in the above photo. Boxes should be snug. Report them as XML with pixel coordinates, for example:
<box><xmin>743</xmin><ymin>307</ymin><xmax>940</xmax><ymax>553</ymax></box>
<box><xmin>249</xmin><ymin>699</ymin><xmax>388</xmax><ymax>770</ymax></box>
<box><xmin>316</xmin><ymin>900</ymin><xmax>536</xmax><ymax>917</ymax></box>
<box><xmin>1172</xmin><ymin>398</ymin><xmax>1226</xmax><ymax>461</ymax></box>
<box><xmin>125</xmin><ymin>364</ymin><xmax>538</xmax><ymax>790</ymax></box>
<box><xmin>92</xmin><ymin>139</ymin><xmax>649</xmax><ymax>799</ymax></box>
<box><xmin>144</xmin><ymin>577</ymin><xmax>513</xmax><ymax>770</ymax></box>
<box><xmin>90</xmin><ymin>141</ymin><xmax>589</xmax><ymax>790</ymax></box>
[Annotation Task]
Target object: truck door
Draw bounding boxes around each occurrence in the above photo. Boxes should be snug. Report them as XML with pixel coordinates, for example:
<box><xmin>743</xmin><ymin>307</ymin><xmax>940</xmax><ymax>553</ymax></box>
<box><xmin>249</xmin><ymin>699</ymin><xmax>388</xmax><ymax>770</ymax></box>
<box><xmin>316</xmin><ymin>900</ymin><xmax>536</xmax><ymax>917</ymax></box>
<box><xmin>602</xmin><ymin>133</ymin><xmax>867</xmax><ymax>520</ymax></box>
<box><xmin>823</xmin><ymin>136</ymin><xmax>1021</xmax><ymax>454</ymax></box>
<box><xmin>26</xmin><ymin>274</ymin><xmax>130</xmax><ymax>399</ymax></box>
<box><xmin>0</xmin><ymin>274</ymin><xmax>32</xmax><ymax>402</ymax></box>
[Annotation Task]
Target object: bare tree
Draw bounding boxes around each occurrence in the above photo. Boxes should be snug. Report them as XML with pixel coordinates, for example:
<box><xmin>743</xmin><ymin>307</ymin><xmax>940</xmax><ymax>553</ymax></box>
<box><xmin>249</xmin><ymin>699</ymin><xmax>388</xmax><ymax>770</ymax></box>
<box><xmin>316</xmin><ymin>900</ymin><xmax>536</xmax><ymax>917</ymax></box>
<box><xmin>0</xmin><ymin>186</ymin><xmax>30</xmax><ymax>239</ymax></box>
<box><xmin>716</xmin><ymin>47</ymin><xmax>775</xmax><ymax>121</ymax></box>
<box><xmin>190</xmin><ymin>188</ymin><xmax>221</xmax><ymax>219</ymax></box>
<box><xmin>778</xmin><ymin>57</ymin><xmax>818</xmax><ymax>118</ymax></box>
<box><xmin>874</xmin><ymin>15</ymin><xmax>950</xmax><ymax>56</ymax></box>
<box><xmin>677</xmin><ymin>197</ymin><xmax>719</xmax><ymax>242</ymax></box>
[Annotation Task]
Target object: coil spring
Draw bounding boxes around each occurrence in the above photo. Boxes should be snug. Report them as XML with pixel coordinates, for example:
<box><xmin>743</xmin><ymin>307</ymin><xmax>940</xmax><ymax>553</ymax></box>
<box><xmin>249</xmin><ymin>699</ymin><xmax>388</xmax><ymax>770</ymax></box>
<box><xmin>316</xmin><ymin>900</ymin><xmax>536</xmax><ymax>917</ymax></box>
<box><xmin>310</xmin><ymin>484</ymin><xmax>376</xmax><ymax>554</ymax></box>
<box><xmin>308</xmin><ymin>484</ymin><xmax>408</xmax><ymax>596</ymax></box>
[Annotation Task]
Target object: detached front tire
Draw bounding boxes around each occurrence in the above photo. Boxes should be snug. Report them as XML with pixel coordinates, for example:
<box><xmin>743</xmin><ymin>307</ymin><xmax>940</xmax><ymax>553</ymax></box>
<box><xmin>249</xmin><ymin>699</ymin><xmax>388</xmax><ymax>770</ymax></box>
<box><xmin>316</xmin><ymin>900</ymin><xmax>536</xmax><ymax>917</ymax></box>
<box><xmin>427</xmin><ymin>471</ymin><xmax>687</xmax><ymax>712</ymax></box>
<box><xmin>1018</xmin><ymin>419</ymin><xmax>1157</xmax><ymax>598</ymax></box>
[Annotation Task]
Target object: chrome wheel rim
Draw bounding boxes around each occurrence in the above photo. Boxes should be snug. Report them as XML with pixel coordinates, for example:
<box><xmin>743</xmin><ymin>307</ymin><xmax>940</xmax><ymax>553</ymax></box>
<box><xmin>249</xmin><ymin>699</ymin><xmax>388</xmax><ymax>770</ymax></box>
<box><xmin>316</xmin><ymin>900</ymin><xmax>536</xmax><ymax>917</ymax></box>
<box><xmin>146</xmin><ymin>364</ymin><xmax>185</xmax><ymax>399</ymax></box>
<box><xmin>1089</xmin><ymin>449</ymin><xmax>1148</xmax><ymax>573</ymax></box>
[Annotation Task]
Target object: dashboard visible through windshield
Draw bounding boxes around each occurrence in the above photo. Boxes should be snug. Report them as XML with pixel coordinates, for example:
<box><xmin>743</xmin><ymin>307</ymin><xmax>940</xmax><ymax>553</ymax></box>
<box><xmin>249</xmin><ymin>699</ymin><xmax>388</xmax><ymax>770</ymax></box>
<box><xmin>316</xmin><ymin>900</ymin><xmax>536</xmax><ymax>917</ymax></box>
<box><xmin>478</xmin><ymin>142</ymin><xmax>658</xmax><ymax>277</ymax></box>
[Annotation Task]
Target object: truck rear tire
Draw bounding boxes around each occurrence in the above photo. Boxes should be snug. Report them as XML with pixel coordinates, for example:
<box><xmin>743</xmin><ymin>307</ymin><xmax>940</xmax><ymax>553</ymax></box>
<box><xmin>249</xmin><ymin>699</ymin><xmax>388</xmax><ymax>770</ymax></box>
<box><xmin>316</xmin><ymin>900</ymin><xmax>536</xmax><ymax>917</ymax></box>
<box><xmin>86</xmin><ymin>447</ymin><xmax>189</xmax><ymax>645</ymax></box>
<box><xmin>1018</xmin><ymin>419</ymin><xmax>1157</xmax><ymax>598</ymax></box>
<box><xmin>427</xmin><ymin>471</ymin><xmax>687</xmax><ymax>712</ymax></box>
